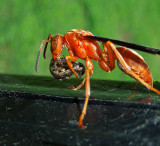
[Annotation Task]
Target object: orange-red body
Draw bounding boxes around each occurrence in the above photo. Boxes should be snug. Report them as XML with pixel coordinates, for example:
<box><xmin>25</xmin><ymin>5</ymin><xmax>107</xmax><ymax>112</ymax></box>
<box><xmin>36</xmin><ymin>29</ymin><xmax>160</xmax><ymax>128</ymax></box>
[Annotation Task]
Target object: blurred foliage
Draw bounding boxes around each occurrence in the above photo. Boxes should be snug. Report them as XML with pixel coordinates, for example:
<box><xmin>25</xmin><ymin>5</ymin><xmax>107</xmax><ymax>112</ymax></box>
<box><xmin>0</xmin><ymin>0</ymin><xmax>160</xmax><ymax>82</ymax></box>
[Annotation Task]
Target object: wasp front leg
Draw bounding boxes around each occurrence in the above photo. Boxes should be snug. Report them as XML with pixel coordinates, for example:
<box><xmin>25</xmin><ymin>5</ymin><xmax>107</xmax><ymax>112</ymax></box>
<box><xmin>78</xmin><ymin>57</ymin><xmax>93</xmax><ymax>128</ymax></box>
<box><xmin>65</xmin><ymin>56</ymin><xmax>80</xmax><ymax>78</ymax></box>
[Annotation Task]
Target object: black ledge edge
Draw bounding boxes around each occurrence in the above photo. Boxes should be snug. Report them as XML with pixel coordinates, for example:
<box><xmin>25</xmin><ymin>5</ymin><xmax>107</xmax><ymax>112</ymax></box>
<box><xmin>1</xmin><ymin>89</ymin><xmax>160</xmax><ymax>110</ymax></box>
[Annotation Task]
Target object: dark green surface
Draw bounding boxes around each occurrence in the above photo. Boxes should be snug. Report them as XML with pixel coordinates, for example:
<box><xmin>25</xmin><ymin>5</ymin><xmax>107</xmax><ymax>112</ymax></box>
<box><xmin>0</xmin><ymin>74</ymin><xmax>160</xmax><ymax>102</ymax></box>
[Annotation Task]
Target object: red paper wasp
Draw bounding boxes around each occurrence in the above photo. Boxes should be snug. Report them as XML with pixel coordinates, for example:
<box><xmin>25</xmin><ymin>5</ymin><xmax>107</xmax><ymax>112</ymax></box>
<box><xmin>36</xmin><ymin>29</ymin><xmax>160</xmax><ymax>128</ymax></box>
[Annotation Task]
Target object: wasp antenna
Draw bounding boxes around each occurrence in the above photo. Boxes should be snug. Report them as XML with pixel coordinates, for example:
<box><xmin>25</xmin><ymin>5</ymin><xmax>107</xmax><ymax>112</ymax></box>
<box><xmin>35</xmin><ymin>50</ymin><xmax>41</xmax><ymax>72</ymax></box>
<box><xmin>43</xmin><ymin>42</ymin><xmax>49</xmax><ymax>59</ymax></box>
<box><xmin>35</xmin><ymin>40</ymin><xmax>50</xmax><ymax>72</ymax></box>
<box><xmin>43</xmin><ymin>34</ymin><xmax>52</xmax><ymax>59</ymax></box>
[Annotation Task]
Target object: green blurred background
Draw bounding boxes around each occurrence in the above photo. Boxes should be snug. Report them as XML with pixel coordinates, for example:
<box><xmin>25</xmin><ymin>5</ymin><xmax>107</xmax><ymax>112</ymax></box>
<box><xmin>0</xmin><ymin>0</ymin><xmax>160</xmax><ymax>81</ymax></box>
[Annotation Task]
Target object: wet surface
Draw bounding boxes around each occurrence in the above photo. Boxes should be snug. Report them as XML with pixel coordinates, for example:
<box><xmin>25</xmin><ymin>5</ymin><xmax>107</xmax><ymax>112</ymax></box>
<box><xmin>0</xmin><ymin>74</ymin><xmax>160</xmax><ymax>145</ymax></box>
<box><xmin>0</xmin><ymin>96</ymin><xmax>160</xmax><ymax>145</ymax></box>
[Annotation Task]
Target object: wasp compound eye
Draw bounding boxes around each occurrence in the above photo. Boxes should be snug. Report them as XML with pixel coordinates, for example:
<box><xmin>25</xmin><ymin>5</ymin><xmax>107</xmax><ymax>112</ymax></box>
<box><xmin>51</xmin><ymin>35</ymin><xmax>59</xmax><ymax>51</ymax></box>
